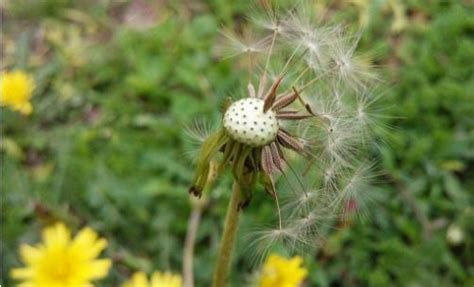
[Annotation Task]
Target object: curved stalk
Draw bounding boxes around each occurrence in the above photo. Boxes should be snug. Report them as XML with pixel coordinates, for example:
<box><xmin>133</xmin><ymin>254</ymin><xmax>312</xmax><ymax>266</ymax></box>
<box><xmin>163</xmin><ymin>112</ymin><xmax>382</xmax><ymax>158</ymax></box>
<box><xmin>212</xmin><ymin>182</ymin><xmax>242</xmax><ymax>287</ymax></box>
<box><xmin>183</xmin><ymin>206</ymin><xmax>202</xmax><ymax>287</ymax></box>
<box><xmin>184</xmin><ymin>162</ymin><xmax>217</xmax><ymax>287</ymax></box>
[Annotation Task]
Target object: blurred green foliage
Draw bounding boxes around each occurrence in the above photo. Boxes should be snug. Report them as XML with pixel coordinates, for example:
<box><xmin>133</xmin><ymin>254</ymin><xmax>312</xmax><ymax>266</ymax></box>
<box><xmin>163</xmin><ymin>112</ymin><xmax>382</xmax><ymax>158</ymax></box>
<box><xmin>2</xmin><ymin>0</ymin><xmax>473</xmax><ymax>286</ymax></box>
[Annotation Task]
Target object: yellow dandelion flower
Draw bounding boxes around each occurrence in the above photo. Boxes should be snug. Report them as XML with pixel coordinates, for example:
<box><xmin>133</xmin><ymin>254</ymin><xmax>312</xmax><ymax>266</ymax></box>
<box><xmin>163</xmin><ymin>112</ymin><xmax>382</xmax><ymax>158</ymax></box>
<box><xmin>10</xmin><ymin>222</ymin><xmax>112</xmax><ymax>287</ymax></box>
<box><xmin>123</xmin><ymin>271</ymin><xmax>182</xmax><ymax>287</ymax></box>
<box><xmin>259</xmin><ymin>254</ymin><xmax>308</xmax><ymax>287</ymax></box>
<box><xmin>1</xmin><ymin>70</ymin><xmax>35</xmax><ymax>115</ymax></box>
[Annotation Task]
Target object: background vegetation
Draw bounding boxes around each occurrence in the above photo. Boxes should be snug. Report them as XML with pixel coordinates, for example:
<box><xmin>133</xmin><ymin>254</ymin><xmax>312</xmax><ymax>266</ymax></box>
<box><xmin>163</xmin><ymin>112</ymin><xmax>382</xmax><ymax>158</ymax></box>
<box><xmin>2</xmin><ymin>0</ymin><xmax>473</xmax><ymax>286</ymax></box>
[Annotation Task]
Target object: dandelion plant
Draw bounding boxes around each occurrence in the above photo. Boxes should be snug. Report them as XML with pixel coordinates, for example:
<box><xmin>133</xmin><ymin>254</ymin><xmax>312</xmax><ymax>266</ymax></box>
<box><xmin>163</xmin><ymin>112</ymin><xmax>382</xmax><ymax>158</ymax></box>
<box><xmin>188</xmin><ymin>2</ymin><xmax>381</xmax><ymax>286</ymax></box>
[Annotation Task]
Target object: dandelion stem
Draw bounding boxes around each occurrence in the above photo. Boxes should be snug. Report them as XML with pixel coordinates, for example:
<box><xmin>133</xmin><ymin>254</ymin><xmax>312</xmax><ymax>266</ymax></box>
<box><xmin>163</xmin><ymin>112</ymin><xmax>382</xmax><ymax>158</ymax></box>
<box><xmin>184</xmin><ymin>162</ymin><xmax>216</xmax><ymax>287</ymax></box>
<box><xmin>183</xmin><ymin>207</ymin><xmax>202</xmax><ymax>287</ymax></box>
<box><xmin>212</xmin><ymin>182</ymin><xmax>242</xmax><ymax>287</ymax></box>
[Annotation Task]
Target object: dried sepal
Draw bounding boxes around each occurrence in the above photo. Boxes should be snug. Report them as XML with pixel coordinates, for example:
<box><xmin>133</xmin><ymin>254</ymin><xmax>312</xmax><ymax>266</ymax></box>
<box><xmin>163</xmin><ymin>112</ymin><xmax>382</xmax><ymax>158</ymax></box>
<box><xmin>263</xmin><ymin>77</ymin><xmax>282</xmax><ymax>112</ymax></box>
<box><xmin>272</xmin><ymin>91</ymin><xmax>297</xmax><ymax>111</ymax></box>
<box><xmin>189</xmin><ymin>129</ymin><xmax>228</xmax><ymax>197</ymax></box>
<box><xmin>277</xmin><ymin>129</ymin><xmax>305</xmax><ymax>153</ymax></box>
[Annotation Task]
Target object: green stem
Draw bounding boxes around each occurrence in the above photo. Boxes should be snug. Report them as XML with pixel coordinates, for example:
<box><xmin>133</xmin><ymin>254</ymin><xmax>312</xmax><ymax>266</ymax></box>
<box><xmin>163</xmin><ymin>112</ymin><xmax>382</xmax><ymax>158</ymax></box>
<box><xmin>212</xmin><ymin>182</ymin><xmax>242</xmax><ymax>287</ymax></box>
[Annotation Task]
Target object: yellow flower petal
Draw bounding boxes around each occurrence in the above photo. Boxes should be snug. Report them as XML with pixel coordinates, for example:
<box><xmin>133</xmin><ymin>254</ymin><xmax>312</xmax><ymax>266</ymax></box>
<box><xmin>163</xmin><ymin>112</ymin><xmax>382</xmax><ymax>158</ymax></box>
<box><xmin>260</xmin><ymin>254</ymin><xmax>308</xmax><ymax>287</ymax></box>
<box><xmin>19</xmin><ymin>244</ymin><xmax>43</xmax><ymax>265</ymax></box>
<box><xmin>71</xmin><ymin>226</ymin><xmax>108</xmax><ymax>260</ymax></box>
<box><xmin>85</xmin><ymin>259</ymin><xmax>112</xmax><ymax>279</ymax></box>
<box><xmin>18</xmin><ymin>102</ymin><xmax>33</xmax><ymax>115</ymax></box>
<box><xmin>123</xmin><ymin>271</ymin><xmax>149</xmax><ymax>287</ymax></box>
<box><xmin>42</xmin><ymin>222</ymin><xmax>71</xmax><ymax>249</ymax></box>
<box><xmin>122</xmin><ymin>271</ymin><xmax>182</xmax><ymax>287</ymax></box>
<box><xmin>10</xmin><ymin>267</ymin><xmax>33</xmax><ymax>279</ymax></box>
<box><xmin>150</xmin><ymin>271</ymin><xmax>182</xmax><ymax>287</ymax></box>
<box><xmin>11</xmin><ymin>222</ymin><xmax>111</xmax><ymax>286</ymax></box>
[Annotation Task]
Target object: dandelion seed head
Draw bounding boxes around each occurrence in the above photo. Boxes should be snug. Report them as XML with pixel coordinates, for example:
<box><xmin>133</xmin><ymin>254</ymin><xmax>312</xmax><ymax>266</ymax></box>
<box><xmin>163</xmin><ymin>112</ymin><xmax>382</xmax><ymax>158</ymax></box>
<box><xmin>204</xmin><ymin>1</ymin><xmax>384</xmax><ymax>255</ymax></box>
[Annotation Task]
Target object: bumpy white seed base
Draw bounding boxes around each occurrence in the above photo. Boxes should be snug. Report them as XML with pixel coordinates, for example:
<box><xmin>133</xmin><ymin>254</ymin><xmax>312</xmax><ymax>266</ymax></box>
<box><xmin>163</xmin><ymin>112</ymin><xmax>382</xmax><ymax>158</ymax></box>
<box><xmin>223</xmin><ymin>98</ymin><xmax>279</xmax><ymax>147</ymax></box>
